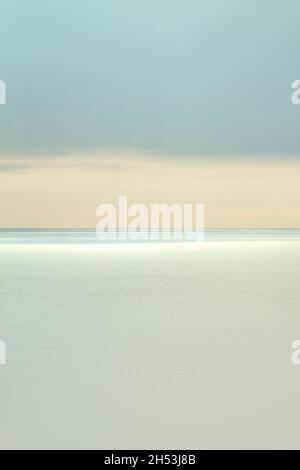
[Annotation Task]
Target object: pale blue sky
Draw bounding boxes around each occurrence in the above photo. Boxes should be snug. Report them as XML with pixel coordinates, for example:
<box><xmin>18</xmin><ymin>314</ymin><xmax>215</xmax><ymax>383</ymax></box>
<box><xmin>0</xmin><ymin>0</ymin><xmax>300</xmax><ymax>157</ymax></box>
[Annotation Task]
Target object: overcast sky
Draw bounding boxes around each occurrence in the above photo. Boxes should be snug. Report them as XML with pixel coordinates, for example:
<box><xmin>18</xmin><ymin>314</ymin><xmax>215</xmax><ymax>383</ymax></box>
<box><xmin>0</xmin><ymin>0</ymin><xmax>300</xmax><ymax>157</ymax></box>
<box><xmin>0</xmin><ymin>1</ymin><xmax>300</xmax><ymax>228</ymax></box>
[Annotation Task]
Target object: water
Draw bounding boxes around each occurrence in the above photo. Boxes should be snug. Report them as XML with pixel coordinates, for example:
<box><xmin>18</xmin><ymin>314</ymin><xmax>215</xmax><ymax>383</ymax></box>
<box><xmin>0</xmin><ymin>231</ymin><xmax>300</xmax><ymax>449</ymax></box>
<box><xmin>0</xmin><ymin>228</ymin><xmax>300</xmax><ymax>243</ymax></box>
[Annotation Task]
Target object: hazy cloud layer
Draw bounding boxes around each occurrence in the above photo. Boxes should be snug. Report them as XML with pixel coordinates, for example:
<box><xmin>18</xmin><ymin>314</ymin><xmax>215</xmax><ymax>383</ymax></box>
<box><xmin>0</xmin><ymin>153</ymin><xmax>299</xmax><ymax>228</ymax></box>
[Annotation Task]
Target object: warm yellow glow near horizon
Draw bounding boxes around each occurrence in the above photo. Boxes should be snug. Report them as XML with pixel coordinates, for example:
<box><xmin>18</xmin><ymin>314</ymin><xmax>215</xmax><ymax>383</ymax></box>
<box><xmin>0</xmin><ymin>152</ymin><xmax>299</xmax><ymax>228</ymax></box>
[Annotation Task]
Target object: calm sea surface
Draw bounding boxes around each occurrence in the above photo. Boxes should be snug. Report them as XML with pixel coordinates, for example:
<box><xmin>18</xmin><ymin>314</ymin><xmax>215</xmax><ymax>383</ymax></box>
<box><xmin>0</xmin><ymin>230</ymin><xmax>300</xmax><ymax>449</ymax></box>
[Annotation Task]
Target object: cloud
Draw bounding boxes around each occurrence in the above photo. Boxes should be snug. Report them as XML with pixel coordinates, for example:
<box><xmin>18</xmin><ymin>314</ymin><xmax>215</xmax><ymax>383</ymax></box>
<box><xmin>0</xmin><ymin>152</ymin><xmax>299</xmax><ymax>228</ymax></box>
<box><xmin>0</xmin><ymin>162</ymin><xmax>29</xmax><ymax>172</ymax></box>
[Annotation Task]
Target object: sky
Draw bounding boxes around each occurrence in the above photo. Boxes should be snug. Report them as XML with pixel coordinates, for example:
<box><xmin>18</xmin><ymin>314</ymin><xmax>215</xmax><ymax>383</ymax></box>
<box><xmin>0</xmin><ymin>0</ymin><xmax>300</xmax><ymax>227</ymax></box>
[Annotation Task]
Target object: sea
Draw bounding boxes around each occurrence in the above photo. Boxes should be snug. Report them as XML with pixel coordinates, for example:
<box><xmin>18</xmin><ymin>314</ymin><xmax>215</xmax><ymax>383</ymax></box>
<box><xmin>0</xmin><ymin>229</ymin><xmax>300</xmax><ymax>449</ymax></box>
